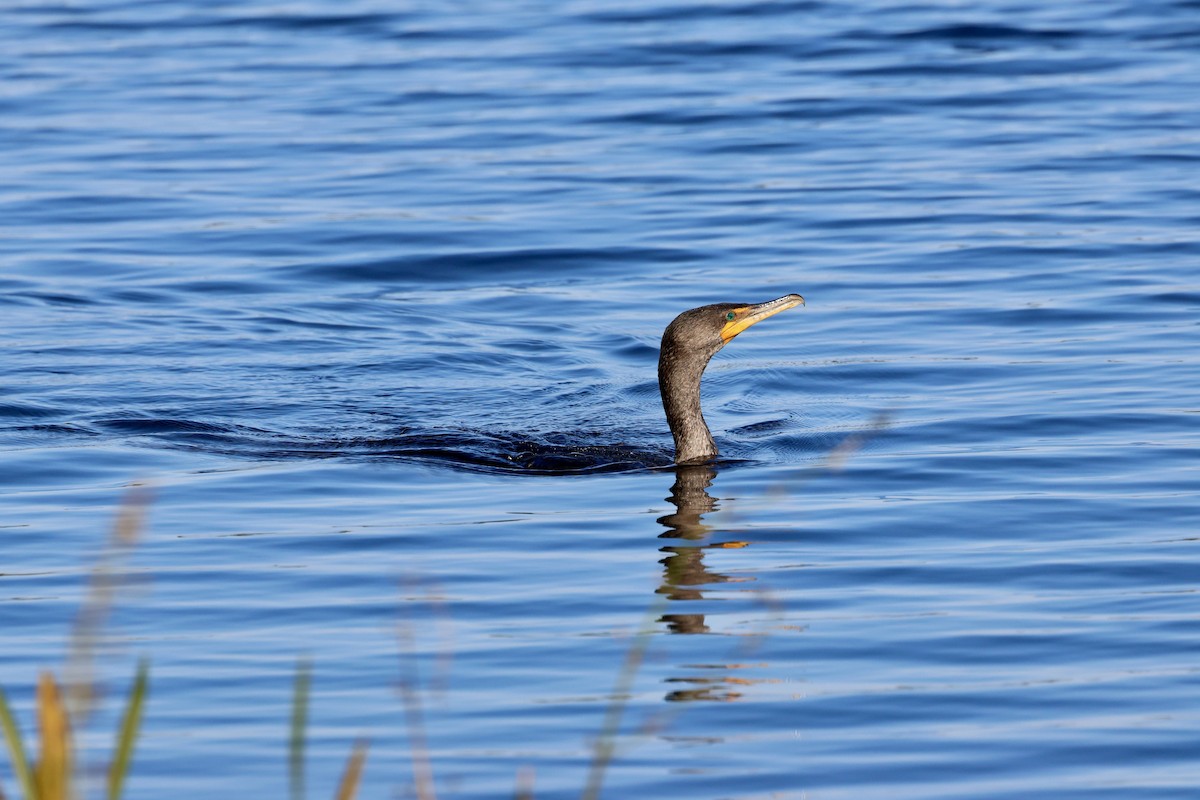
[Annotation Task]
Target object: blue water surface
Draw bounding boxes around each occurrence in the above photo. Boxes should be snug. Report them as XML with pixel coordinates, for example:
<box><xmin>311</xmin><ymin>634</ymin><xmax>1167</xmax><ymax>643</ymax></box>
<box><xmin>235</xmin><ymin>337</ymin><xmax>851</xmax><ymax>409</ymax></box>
<box><xmin>2</xmin><ymin>1</ymin><xmax>1198</xmax><ymax>798</ymax></box>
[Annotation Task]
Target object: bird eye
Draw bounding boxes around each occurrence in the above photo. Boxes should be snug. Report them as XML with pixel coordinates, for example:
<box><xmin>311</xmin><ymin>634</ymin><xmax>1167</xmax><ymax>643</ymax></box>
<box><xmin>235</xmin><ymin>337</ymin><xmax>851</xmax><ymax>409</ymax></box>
<box><xmin>725</xmin><ymin>311</ymin><xmax>736</xmax><ymax>321</ymax></box>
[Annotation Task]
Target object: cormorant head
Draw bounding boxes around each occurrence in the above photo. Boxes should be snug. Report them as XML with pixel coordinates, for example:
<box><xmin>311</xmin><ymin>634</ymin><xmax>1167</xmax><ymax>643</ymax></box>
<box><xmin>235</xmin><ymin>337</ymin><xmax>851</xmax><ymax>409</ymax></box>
<box><xmin>661</xmin><ymin>294</ymin><xmax>805</xmax><ymax>362</ymax></box>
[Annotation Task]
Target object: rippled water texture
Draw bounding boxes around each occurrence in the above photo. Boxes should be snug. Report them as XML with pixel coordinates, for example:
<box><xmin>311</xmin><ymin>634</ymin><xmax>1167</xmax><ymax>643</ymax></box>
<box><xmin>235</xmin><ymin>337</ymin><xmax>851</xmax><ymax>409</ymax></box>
<box><xmin>2</xmin><ymin>1</ymin><xmax>1198</xmax><ymax>798</ymax></box>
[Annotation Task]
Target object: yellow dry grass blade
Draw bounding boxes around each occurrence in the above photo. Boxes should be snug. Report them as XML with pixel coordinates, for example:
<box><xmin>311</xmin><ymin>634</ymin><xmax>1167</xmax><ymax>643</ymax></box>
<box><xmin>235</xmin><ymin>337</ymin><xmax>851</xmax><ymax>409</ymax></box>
<box><xmin>333</xmin><ymin>740</ymin><xmax>368</xmax><ymax>800</ymax></box>
<box><xmin>34</xmin><ymin>673</ymin><xmax>71</xmax><ymax>800</ymax></box>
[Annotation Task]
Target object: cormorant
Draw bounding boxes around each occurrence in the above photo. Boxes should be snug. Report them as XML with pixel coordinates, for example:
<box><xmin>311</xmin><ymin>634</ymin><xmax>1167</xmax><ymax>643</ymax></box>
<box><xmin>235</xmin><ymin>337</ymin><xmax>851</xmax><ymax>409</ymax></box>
<box><xmin>658</xmin><ymin>294</ymin><xmax>805</xmax><ymax>464</ymax></box>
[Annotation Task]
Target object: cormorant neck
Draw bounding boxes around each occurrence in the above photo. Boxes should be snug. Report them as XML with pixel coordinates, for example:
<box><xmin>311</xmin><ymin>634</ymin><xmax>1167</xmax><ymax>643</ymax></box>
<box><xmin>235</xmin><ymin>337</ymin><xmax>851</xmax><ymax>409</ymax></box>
<box><xmin>658</xmin><ymin>340</ymin><xmax>719</xmax><ymax>464</ymax></box>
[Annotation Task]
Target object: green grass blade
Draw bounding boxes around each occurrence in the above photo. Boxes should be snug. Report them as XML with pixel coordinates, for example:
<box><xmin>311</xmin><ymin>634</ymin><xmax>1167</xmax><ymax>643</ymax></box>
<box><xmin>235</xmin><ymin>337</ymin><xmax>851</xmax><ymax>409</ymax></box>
<box><xmin>290</xmin><ymin>658</ymin><xmax>312</xmax><ymax>800</ymax></box>
<box><xmin>106</xmin><ymin>659</ymin><xmax>149</xmax><ymax>800</ymax></box>
<box><xmin>0</xmin><ymin>684</ymin><xmax>36</xmax><ymax>800</ymax></box>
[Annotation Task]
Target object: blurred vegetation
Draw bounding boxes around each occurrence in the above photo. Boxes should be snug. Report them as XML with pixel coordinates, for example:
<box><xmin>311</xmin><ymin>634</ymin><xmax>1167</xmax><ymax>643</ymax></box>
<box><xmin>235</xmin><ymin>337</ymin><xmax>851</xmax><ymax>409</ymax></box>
<box><xmin>0</xmin><ymin>489</ymin><xmax>632</xmax><ymax>800</ymax></box>
<box><xmin>0</xmin><ymin>489</ymin><xmax>367</xmax><ymax>800</ymax></box>
<box><xmin>0</xmin><ymin>488</ymin><xmax>151</xmax><ymax>800</ymax></box>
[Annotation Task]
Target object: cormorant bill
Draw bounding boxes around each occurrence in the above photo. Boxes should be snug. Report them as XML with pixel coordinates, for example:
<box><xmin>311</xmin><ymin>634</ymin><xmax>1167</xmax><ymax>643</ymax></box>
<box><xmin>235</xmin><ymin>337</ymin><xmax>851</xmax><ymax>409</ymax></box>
<box><xmin>658</xmin><ymin>294</ymin><xmax>805</xmax><ymax>464</ymax></box>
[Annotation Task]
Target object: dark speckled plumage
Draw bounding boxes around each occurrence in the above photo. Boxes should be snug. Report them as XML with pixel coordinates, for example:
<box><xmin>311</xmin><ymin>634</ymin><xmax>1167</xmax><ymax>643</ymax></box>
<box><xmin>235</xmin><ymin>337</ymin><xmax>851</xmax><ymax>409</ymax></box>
<box><xmin>658</xmin><ymin>303</ymin><xmax>743</xmax><ymax>464</ymax></box>
<box><xmin>658</xmin><ymin>295</ymin><xmax>804</xmax><ymax>464</ymax></box>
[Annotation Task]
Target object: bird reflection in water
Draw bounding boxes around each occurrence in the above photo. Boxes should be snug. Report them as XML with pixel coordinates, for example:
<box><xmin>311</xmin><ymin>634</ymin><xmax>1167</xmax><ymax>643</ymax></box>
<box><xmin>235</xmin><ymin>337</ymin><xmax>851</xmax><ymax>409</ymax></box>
<box><xmin>655</xmin><ymin>464</ymin><xmax>765</xmax><ymax>702</ymax></box>
<box><xmin>656</xmin><ymin>465</ymin><xmax>745</xmax><ymax>608</ymax></box>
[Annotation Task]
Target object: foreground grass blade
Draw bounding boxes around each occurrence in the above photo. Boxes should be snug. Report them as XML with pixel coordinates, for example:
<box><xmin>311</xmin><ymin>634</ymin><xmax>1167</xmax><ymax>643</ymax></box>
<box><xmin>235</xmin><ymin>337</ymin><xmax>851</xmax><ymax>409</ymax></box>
<box><xmin>107</xmin><ymin>660</ymin><xmax>149</xmax><ymax>800</ymax></box>
<box><xmin>333</xmin><ymin>740</ymin><xmax>368</xmax><ymax>800</ymax></box>
<box><xmin>290</xmin><ymin>659</ymin><xmax>312</xmax><ymax>800</ymax></box>
<box><xmin>67</xmin><ymin>486</ymin><xmax>151</xmax><ymax>726</ymax></box>
<box><xmin>34</xmin><ymin>673</ymin><xmax>71</xmax><ymax>800</ymax></box>
<box><xmin>580</xmin><ymin>601</ymin><xmax>662</xmax><ymax>800</ymax></box>
<box><xmin>513</xmin><ymin>766</ymin><xmax>535</xmax><ymax>800</ymax></box>
<box><xmin>0</xmin><ymin>684</ymin><xmax>36</xmax><ymax>800</ymax></box>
